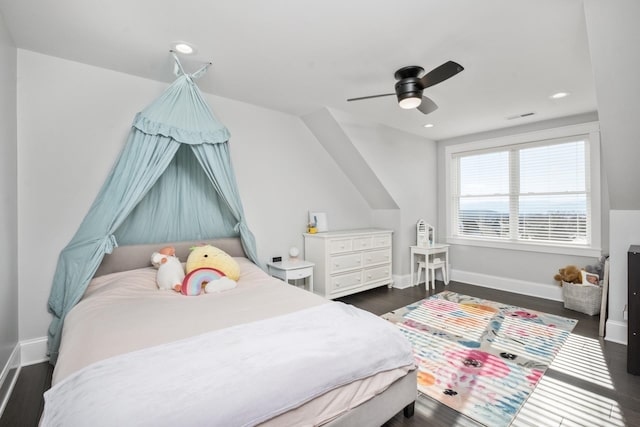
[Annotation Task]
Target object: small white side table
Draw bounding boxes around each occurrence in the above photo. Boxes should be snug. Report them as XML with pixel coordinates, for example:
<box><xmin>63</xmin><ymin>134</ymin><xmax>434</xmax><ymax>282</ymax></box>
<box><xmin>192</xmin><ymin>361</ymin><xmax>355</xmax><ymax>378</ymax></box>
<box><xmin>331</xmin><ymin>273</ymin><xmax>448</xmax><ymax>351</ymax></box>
<box><xmin>267</xmin><ymin>260</ymin><xmax>315</xmax><ymax>292</ymax></box>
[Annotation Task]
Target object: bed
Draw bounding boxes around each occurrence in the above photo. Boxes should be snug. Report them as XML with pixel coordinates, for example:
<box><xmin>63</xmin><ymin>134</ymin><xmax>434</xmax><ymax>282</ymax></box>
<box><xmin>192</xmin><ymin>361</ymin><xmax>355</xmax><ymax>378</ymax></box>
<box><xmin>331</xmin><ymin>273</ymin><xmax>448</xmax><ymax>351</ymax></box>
<box><xmin>41</xmin><ymin>238</ymin><xmax>417</xmax><ymax>426</ymax></box>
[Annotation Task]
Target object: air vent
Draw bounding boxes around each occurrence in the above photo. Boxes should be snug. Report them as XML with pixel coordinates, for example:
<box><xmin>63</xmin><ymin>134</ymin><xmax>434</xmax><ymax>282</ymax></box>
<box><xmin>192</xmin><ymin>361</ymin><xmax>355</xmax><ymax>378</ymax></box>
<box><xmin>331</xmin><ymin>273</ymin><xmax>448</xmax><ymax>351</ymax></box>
<box><xmin>506</xmin><ymin>112</ymin><xmax>535</xmax><ymax>120</ymax></box>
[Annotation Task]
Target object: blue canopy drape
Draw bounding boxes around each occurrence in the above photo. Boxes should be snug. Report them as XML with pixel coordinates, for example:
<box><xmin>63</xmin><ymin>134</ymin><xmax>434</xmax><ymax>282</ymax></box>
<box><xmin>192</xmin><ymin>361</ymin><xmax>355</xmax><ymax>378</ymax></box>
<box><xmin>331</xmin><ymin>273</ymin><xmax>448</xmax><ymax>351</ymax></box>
<box><xmin>47</xmin><ymin>60</ymin><xmax>259</xmax><ymax>364</ymax></box>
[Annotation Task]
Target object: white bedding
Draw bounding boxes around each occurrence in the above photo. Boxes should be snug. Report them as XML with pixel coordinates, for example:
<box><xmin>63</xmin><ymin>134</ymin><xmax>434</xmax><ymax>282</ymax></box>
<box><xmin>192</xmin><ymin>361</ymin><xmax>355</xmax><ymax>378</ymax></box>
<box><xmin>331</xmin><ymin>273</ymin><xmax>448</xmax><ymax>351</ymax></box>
<box><xmin>42</xmin><ymin>303</ymin><xmax>414</xmax><ymax>427</ymax></box>
<box><xmin>48</xmin><ymin>258</ymin><xmax>415</xmax><ymax>426</ymax></box>
<box><xmin>53</xmin><ymin>258</ymin><xmax>327</xmax><ymax>384</ymax></box>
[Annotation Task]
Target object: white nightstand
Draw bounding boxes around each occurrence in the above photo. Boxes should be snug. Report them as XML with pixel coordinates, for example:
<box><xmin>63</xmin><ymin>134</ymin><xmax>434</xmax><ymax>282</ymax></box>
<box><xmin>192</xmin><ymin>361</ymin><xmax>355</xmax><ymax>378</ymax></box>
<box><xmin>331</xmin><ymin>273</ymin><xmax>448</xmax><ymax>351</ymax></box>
<box><xmin>267</xmin><ymin>260</ymin><xmax>314</xmax><ymax>292</ymax></box>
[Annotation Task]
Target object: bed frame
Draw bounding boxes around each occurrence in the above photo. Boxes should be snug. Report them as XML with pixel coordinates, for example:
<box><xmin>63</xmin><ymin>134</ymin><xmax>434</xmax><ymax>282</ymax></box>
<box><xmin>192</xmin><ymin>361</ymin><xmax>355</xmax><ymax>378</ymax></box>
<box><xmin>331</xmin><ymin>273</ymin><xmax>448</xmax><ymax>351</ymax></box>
<box><xmin>93</xmin><ymin>238</ymin><xmax>417</xmax><ymax>426</ymax></box>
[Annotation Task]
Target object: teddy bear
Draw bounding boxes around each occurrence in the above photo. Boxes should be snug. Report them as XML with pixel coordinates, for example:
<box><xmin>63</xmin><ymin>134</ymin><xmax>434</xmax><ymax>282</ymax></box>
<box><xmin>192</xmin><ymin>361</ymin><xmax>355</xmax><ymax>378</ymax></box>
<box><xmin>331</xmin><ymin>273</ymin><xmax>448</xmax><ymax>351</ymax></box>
<box><xmin>553</xmin><ymin>265</ymin><xmax>582</xmax><ymax>286</ymax></box>
<box><xmin>151</xmin><ymin>246</ymin><xmax>185</xmax><ymax>292</ymax></box>
<box><xmin>585</xmin><ymin>256</ymin><xmax>607</xmax><ymax>281</ymax></box>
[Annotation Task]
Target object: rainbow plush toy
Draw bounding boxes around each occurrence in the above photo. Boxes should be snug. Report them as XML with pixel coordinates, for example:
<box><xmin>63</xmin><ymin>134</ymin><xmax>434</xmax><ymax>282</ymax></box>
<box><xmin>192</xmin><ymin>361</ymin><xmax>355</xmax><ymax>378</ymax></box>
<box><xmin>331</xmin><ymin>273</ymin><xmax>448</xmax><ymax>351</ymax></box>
<box><xmin>180</xmin><ymin>267</ymin><xmax>237</xmax><ymax>296</ymax></box>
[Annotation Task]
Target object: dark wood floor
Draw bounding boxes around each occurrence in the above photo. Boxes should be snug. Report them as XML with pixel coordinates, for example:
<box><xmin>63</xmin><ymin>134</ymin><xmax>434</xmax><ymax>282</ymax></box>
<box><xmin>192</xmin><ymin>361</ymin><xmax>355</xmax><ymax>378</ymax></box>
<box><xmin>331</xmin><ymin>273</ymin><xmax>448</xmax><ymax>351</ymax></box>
<box><xmin>2</xmin><ymin>281</ymin><xmax>639</xmax><ymax>426</ymax></box>
<box><xmin>339</xmin><ymin>281</ymin><xmax>640</xmax><ymax>427</ymax></box>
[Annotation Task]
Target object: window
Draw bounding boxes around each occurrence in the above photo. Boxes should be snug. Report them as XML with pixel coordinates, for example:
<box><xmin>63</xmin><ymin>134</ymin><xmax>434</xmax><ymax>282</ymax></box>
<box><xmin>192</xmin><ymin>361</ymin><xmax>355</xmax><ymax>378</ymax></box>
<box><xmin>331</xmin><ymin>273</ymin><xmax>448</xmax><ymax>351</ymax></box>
<box><xmin>445</xmin><ymin>123</ymin><xmax>601</xmax><ymax>256</ymax></box>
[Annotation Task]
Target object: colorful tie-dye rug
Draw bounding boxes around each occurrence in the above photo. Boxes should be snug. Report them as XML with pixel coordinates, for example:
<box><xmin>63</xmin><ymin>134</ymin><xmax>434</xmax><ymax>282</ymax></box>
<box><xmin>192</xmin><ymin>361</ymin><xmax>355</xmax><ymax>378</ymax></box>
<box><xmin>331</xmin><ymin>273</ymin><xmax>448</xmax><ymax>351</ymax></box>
<box><xmin>382</xmin><ymin>291</ymin><xmax>577</xmax><ymax>427</ymax></box>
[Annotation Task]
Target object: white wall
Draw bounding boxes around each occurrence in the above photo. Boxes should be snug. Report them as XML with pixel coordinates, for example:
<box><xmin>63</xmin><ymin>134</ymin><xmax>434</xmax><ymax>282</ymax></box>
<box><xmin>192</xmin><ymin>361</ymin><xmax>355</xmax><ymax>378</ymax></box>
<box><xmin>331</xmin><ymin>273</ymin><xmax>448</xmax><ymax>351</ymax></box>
<box><xmin>607</xmin><ymin>211</ymin><xmax>640</xmax><ymax>344</ymax></box>
<box><xmin>584</xmin><ymin>0</ymin><xmax>640</xmax><ymax>343</ymax></box>
<box><xmin>16</xmin><ymin>50</ymin><xmax>372</xmax><ymax>344</ymax></box>
<box><xmin>436</xmin><ymin>113</ymin><xmax>603</xmax><ymax>301</ymax></box>
<box><xmin>0</xmin><ymin>11</ymin><xmax>18</xmax><ymax>377</ymax></box>
<box><xmin>334</xmin><ymin>111</ymin><xmax>437</xmax><ymax>282</ymax></box>
<box><xmin>584</xmin><ymin>0</ymin><xmax>640</xmax><ymax>211</ymax></box>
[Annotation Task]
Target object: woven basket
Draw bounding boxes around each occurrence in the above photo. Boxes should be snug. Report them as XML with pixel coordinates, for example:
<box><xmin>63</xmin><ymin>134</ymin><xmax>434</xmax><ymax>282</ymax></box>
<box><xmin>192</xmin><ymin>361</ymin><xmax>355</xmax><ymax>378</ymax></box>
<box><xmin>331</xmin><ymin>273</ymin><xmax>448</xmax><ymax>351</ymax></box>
<box><xmin>562</xmin><ymin>281</ymin><xmax>602</xmax><ymax>315</ymax></box>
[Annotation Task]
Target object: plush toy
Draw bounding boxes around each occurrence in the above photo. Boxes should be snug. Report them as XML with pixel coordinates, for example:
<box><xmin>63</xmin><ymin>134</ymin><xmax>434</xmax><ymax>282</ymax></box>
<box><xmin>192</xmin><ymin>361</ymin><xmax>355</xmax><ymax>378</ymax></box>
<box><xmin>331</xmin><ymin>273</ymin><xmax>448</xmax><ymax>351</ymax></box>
<box><xmin>181</xmin><ymin>267</ymin><xmax>237</xmax><ymax>296</ymax></box>
<box><xmin>585</xmin><ymin>256</ymin><xmax>607</xmax><ymax>281</ymax></box>
<box><xmin>185</xmin><ymin>244</ymin><xmax>240</xmax><ymax>281</ymax></box>
<box><xmin>151</xmin><ymin>246</ymin><xmax>185</xmax><ymax>292</ymax></box>
<box><xmin>553</xmin><ymin>265</ymin><xmax>582</xmax><ymax>286</ymax></box>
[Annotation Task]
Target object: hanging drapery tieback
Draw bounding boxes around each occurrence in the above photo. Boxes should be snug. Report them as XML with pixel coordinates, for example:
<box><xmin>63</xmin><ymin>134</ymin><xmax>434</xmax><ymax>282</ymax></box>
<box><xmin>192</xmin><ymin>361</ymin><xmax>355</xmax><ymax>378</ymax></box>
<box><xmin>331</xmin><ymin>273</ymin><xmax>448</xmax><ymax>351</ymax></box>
<box><xmin>171</xmin><ymin>51</ymin><xmax>212</xmax><ymax>80</ymax></box>
<box><xmin>104</xmin><ymin>234</ymin><xmax>118</xmax><ymax>254</ymax></box>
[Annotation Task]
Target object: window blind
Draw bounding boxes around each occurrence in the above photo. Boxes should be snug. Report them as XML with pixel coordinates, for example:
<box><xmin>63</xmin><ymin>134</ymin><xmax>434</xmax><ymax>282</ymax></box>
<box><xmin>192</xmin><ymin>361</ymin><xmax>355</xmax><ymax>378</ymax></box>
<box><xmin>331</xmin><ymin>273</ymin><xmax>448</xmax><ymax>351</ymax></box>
<box><xmin>452</xmin><ymin>137</ymin><xmax>590</xmax><ymax>246</ymax></box>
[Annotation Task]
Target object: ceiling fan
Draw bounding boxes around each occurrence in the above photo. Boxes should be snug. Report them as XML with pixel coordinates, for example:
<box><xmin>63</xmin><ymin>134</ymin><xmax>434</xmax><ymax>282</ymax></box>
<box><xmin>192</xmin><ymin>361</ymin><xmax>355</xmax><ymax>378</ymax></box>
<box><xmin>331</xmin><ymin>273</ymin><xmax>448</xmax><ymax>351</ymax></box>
<box><xmin>347</xmin><ymin>61</ymin><xmax>464</xmax><ymax>114</ymax></box>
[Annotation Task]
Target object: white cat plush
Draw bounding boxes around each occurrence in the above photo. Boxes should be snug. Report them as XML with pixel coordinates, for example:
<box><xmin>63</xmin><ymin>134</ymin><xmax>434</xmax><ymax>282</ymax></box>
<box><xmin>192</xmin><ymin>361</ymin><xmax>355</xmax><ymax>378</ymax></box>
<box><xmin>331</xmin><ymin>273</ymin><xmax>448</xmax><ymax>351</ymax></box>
<box><xmin>150</xmin><ymin>246</ymin><xmax>185</xmax><ymax>292</ymax></box>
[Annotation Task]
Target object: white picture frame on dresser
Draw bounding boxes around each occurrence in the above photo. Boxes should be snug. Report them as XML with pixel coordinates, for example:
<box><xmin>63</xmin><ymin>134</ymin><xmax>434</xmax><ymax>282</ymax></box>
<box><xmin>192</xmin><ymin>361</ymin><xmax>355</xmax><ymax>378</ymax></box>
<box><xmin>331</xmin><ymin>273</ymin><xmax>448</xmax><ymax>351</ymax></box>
<box><xmin>303</xmin><ymin>228</ymin><xmax>393</xmax><ymax>299</ymax></box>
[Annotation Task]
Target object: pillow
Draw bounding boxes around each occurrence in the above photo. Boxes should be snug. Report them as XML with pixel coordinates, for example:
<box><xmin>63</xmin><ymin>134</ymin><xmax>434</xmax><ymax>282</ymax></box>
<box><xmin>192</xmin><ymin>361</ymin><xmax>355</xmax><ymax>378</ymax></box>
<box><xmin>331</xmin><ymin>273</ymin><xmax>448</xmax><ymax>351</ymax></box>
<box><xmin>185</xmin><ymin>244</ymin><xmax>240</xmax><ymax>281</ymax></box>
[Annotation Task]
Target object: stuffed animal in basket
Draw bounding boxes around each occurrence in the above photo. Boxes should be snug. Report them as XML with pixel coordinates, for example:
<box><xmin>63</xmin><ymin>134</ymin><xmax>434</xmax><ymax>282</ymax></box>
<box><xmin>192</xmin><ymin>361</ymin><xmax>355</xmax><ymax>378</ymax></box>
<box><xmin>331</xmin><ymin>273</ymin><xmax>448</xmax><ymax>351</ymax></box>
<box><xmin>182</xmin><ymin>244</ymin><xmax>240</xmax><ymax>295</ymax></box>
<box><xmin>553</xmin><ymin>265</ymin><xmax>582</xmax><ymax>286</ymax></box>
<box><xmin>151</xmin><ymin>246</ymin><xmax>185</xmax><ymax>292</ymax></box>
<box><xmin>585</xmin><ymin>256</ymin><xmax>607</xmax><ymax>281</ymax></box>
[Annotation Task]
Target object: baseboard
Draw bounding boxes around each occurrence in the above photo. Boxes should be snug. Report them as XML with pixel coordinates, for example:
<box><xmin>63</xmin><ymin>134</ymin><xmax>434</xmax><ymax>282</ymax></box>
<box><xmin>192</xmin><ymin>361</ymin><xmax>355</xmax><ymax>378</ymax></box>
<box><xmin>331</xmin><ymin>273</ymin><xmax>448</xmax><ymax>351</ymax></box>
<box><xmin>604</xmin><ymin>320</ymin><xmax>627</xmax><ymax>345</ymax></box>
<box><xmin>392</xmin><ymin>274</ymin><xmax>413</xmax><ymax>289</ymax></box>
<box><xmin>0</xmin><ymin>344</ymin><xmax>21</xmax><ymax>418</ymax></box>
<box><xmin>20</xmin><ymin>337</ymin><xmax>49</xmax><ymax>366</ymax></box>
<box><xmin>451</xmin><ymin>269</ymin><xmax>563</xmax><ymax>302</ymax></box>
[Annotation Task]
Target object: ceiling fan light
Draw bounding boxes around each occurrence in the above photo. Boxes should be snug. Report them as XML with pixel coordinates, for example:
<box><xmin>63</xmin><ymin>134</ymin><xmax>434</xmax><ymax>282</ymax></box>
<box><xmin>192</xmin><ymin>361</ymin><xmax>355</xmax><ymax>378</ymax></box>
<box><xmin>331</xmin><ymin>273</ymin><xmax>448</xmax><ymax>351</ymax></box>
<box><xmin>398</xmin><ymin>95</ymin><xmax>422</xmax><ymax>109</ymax></box>
<box><xmin>173</xmin><ymin>42</ymin><xmax>196</xmax><ymax>55</ymax></box>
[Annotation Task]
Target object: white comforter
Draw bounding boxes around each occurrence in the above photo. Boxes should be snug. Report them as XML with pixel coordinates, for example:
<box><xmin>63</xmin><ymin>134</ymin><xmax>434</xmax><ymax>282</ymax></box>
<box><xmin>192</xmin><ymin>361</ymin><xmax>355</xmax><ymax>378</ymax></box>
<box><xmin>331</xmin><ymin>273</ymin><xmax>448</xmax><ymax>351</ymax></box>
<box><xmin>41</xmin><ymin>302</ymin><xmax>414</xmax><ymax>427</ymax></box>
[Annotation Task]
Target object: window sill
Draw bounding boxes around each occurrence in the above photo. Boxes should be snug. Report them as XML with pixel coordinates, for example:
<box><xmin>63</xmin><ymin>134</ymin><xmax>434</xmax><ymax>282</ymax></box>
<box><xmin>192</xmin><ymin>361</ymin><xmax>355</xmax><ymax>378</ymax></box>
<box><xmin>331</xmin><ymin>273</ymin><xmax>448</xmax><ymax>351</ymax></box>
<box><xmin>446</xmin><ymin>236</ymin><xmax>602</xmax><ymax>258</ymax></box>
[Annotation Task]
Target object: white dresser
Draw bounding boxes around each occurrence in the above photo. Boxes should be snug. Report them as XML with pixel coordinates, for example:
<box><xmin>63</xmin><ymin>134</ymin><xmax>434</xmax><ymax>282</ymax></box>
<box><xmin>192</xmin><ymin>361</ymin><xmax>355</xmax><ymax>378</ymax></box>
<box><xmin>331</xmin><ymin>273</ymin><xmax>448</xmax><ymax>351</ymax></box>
<box><xmin>303</xmin><ymin>228</ymin><xmax>393</xmax><ymax>299</ymax></box>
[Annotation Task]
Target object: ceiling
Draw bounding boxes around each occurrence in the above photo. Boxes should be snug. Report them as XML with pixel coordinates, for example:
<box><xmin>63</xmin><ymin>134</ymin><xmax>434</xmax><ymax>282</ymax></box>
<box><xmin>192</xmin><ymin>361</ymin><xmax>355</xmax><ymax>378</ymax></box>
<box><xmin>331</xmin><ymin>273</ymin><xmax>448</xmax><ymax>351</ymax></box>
<box><xmin>0</xmin><ymin>0</ymin><xmax>597</xmax><ymax>140</ymax></box>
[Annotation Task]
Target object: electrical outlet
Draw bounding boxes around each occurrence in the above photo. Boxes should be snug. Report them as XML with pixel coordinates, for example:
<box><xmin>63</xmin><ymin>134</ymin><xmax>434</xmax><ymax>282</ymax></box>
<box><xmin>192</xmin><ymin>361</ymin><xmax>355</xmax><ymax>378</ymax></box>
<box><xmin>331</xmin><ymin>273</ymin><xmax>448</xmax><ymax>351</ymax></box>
<box><xmin>272</xmin><ymin>256</ymin><xmax>282</xmax><ymax>263</ymax></box>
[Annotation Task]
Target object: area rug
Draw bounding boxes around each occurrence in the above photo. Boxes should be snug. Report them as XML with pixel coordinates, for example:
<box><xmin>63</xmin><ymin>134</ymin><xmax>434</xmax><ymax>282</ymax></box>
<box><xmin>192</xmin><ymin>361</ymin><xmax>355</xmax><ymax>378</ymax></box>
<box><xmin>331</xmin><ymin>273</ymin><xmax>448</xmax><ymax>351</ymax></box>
<box><xmin>382</xmin><ymin>291</ymin><xmax>577</xmax><ymax>427</ymax></box>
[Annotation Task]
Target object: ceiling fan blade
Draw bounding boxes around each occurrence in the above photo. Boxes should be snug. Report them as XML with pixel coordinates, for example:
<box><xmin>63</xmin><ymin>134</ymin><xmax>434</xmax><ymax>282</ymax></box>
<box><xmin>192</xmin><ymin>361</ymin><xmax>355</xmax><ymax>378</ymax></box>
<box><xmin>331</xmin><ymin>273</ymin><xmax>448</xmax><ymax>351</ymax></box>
<box><xmin>347</xmin><ymin>93</ymin><xmax>395</xmax><ymax>102</ymax></box>
<box><xmin>420</xmin><ymin>61</ymin><xmax>464</xmax><ymax>90</ymax></box>
<box><xmin>417</xmin><ymin>96</ymin><xmax>438</xmax><ymax>115</ymax></box>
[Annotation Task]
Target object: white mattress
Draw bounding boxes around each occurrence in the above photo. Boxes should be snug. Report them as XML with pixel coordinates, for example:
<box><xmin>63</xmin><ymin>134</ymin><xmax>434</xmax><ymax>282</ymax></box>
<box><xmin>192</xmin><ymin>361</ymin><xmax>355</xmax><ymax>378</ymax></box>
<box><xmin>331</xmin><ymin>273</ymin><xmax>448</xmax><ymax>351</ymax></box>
<box><xmin>52</xmin><ymin>257</ymin><xmax>413</xmax><ymax>425</ymax></box>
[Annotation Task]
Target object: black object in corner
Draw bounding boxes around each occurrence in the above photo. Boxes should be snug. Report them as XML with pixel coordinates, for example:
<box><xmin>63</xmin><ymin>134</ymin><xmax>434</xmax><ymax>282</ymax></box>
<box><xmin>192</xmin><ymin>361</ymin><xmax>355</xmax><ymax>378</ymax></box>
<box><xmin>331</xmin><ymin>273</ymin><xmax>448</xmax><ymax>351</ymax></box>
<box><xmin>628</xmin><ymin>245</ymin><xmax>640</xmax><ymax>375</ymax></box>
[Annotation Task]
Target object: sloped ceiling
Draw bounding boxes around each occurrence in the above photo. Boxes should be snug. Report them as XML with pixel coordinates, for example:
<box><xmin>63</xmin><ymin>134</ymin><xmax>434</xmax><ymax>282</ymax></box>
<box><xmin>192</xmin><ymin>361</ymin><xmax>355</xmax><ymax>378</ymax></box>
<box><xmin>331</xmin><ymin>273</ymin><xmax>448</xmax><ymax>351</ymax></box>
<box><xmin>3</xmin><ymin>1</ymin><xmax>639</xmax><ymax>209</ymax></box>
<box><xmin>302</xmin><ymin>108</ymin><xmax>398</xmax><ymax>210</ymax></box>
<box><xmin>0</xmin><ymin>0</ymin><xmax>596</xmax><ymax>141</ymax></box>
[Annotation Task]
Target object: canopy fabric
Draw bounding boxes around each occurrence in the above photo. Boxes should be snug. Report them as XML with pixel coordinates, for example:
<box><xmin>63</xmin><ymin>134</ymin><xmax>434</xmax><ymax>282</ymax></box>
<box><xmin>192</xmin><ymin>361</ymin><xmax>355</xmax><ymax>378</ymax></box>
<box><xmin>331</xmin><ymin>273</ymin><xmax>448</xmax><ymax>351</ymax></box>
<box><xmin>47</xmin><ymin>66</ymin><xmax>259</xmax><ymax>364</ymax></box>
<box><xmin>114</xmin><ymin>145</ymin><xmax>239</xmax><ymax>245</ymax></box>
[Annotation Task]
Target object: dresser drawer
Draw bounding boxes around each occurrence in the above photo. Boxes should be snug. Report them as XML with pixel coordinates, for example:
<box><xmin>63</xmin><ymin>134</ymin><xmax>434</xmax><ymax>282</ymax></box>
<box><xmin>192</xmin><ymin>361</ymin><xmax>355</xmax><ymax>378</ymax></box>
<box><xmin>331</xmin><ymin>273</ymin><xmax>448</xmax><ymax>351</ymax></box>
<box><xmin>304</xmin><ymin>229</ymin><xmax>393</xmax><ymax>299</ymax></box>
<box><xmin>331</xmin><ymin>271</ymin><xmax>363</xmax><ymax>293</ymax></box>
<box><xmin>329</xmin><ymin>238</ymin><xmax>353</xmax><ymax>254</ymax></box>
<box><xmin>373</xmin><ymin>234</ymin><xmax>391</xmax><ymax>248</ymax></box>
<box><xmin>363</xmin><ymin>265</ymin><xmax>391</xmax><ymax>283</ymax></box>
<box><xmin>353</xmin><ymin>236</ymin><xmax>373</xmax><ymax>251</ymax></box>
<box><xmin>330</xmin><ymin>253</ymin><xmax>362</xmax><ymax>273</ymax></box>
<box><xmin>363</xmin><ymin>249</ymin><xmax>391</xmax><ymax>267</ymax></box>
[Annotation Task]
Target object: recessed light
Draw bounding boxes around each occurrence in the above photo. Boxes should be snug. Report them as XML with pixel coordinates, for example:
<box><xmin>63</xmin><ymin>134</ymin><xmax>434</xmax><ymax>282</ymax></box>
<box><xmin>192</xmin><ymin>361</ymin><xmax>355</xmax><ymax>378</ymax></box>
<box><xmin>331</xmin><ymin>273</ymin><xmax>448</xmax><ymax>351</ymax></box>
<box><xmin>550</xmin><ymin>92</ymin><xmax>570</xmax><ymax>99</ymax></box>
<box><xmin>423</xmin><ymin>123</ymin><xmax>434</xmax><ymax>128</ymax></box>
<box><xmin>172</xmin><ymin>42</ymin><xmax>195</xmax><ymax>55</ymax></box>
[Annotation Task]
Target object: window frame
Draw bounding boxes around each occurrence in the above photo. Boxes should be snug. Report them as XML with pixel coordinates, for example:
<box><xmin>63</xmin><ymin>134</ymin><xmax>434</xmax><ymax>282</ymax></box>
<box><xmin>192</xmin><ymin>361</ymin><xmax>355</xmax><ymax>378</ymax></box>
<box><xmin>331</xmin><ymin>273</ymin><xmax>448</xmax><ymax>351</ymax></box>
<box><xmin>444</xmin><ymin>122</ymin><xmax>601</xmax><ymax>257</ymax></box>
